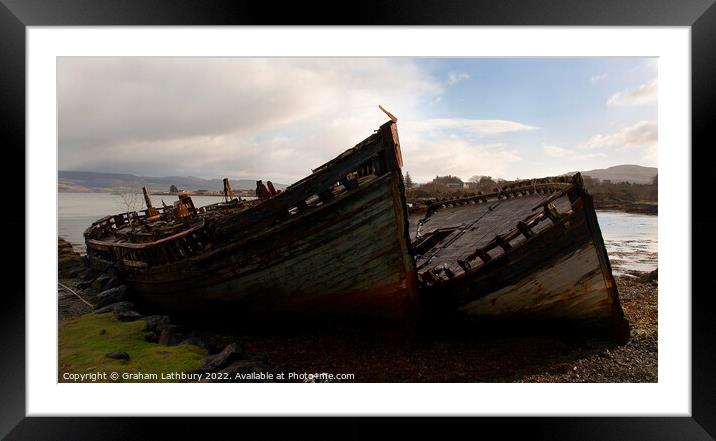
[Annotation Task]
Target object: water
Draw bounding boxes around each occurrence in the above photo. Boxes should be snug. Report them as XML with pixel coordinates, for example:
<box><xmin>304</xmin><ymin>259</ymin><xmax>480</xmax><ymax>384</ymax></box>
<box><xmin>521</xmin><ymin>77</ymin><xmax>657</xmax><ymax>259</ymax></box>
<box><xmin>595</xmin><ymin>211</ymin><xmax>658</xmax><ymax>276</ymax></box>
<box><xmin>58</xmin><ymin>193</ymin><xmax>658</xmax><ymax>275</ymax></box>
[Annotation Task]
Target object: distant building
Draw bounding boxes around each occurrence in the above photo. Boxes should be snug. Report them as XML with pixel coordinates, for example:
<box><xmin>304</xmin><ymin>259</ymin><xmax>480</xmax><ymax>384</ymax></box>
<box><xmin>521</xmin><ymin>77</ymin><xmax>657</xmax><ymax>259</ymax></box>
<box><xmin>431</xmin><ymin>175</ymin><xmax>464</xmax><ymax>186</ymax></box>
<box><xmin>463</xmin><ymin>182</ymin><xmax>480</xmax><ymax>190</ymax></box>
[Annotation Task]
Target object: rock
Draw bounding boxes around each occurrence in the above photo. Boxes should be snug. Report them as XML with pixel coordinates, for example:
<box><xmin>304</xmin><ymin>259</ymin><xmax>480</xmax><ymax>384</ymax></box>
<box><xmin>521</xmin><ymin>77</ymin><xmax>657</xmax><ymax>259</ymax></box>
<box><xmin>203</xmin><ymin>342</ymin><xmax>246</xmax><ymax>371</ymax></box>
<box><xmin>94</xmin><ymin>301</ymin><xmax>134</xmax><ymax>314</ymax></box>
<box><xmin>142</xmin><ymin>315</ymin><xmax>171</xmax><ymax>334</ymax></box>
<box><xmin>103</xmin><ymin>277</ymin><xmax>122</xmax><ymax>290</ymax></box>
<box><xmin>99</xmin><ymin>329</ymin><xmax>106</xmax><ymax>335</ymax></box>
<box><xmin>81</xmin><ymin>268</ymin><xmax>99</xmax><ymax>281</ymax></box>
<box><xmin>179</xmin><ymin>335</ymin><xmax>216</xmax><ymax>352</ymax></box>
<box><xmin>91</xmin><ymin>274</ymin><xmax>114</xmax><ymax>291</ymax></box>
<box><xmin>158</xmin><ymin>325</ymin><xmax>186</xmax><ymax>346</ymax></box>
<box><xmin>93</xmin><ymin>286</ymin><xmax>128</xmax><ymax>309</ymax></box>
<box><xmin>114</xmin><ymin>309</ymin><xmax>143</xmax><ymax>322</ymax></box>
<box><xmin>642</xmin><ymin>268</ymin><xmax>658</xmax><ymax>283</ymax></box>
<box><xmin>61</xmin><ymin>262</ymin><xmax>85</xmax><ymax>279</ymax></box>
<box><xmin>58</xmin><ymin>237</ymin><xmax>84</xmax><ymax>278</ymax></box>
<box><xmin>105</xmin><ymin>351</ymin><xmax>130</xmax><ymax>361</ymax></box>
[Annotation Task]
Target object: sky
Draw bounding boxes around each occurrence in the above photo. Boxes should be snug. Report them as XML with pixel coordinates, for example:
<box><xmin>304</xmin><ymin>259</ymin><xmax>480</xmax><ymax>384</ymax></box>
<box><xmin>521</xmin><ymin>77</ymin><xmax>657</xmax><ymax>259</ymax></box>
<box><xmin>58</xmin><ymin>57</ymin><xmax>657</xmax><ymax>184</ymax></box>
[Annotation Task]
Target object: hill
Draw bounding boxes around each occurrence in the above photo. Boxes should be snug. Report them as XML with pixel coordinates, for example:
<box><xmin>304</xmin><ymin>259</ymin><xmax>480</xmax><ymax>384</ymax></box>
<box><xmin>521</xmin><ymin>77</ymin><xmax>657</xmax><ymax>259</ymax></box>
<box><xmin>573</xmin><ymin>164</ymin><xmax>657</xmax><ymax>184</ymax></box>
<box><xmin>58</xmin><ymin>171</ymin><xmax>287</xmax><ymax>193</ymax></box>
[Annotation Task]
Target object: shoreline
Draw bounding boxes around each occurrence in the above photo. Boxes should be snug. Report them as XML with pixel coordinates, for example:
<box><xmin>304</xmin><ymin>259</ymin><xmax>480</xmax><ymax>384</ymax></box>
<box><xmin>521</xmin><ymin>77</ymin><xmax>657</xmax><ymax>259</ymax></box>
<box><xmin>593</xmin><ymin>203</ymin><xmax>657</xmax><ymax>216</ymax></box>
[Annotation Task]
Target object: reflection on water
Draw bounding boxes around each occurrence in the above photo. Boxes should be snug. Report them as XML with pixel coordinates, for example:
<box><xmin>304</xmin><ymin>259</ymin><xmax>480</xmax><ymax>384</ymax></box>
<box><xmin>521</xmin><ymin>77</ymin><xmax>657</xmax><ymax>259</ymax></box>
<box><xmin>58</xmin><ymin>193</ymin><xmax>658</xmax><ymax>276</ymax></box>
<box><xmin>596</xmin><ymin>210</ymin><xmax>657</xmax><ymax>276</ymax></box>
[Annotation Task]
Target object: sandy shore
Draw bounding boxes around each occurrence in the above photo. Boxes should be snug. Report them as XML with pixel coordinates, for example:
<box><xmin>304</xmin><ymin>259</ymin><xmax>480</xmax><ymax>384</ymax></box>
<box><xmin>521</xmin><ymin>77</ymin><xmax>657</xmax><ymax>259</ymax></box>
<box><xmin>58</xmin><ymin>275</ymin><xmax>657</xmax><ymax>383</ymax></box>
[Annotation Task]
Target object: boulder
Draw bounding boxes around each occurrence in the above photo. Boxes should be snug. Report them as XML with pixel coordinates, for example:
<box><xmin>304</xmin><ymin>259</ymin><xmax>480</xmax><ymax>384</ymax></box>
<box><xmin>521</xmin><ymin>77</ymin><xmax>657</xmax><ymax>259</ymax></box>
<box><xmin>158</xmin><ymin>325</ymin><xmax>186</xmax><ymax>346</ymax></box>
<box><xmin>93</xmin><ymin>286</ymin><xmax>128</xmax><ymax>309</ymax></box>
<box><xmin>81</xmin><ymin>268</ymin><xmax>99</xmax><ymax>281</ymax></box>
<box><xmin>91</xmin><ymin>274</ymin><xmax>114</xmax><ymax>291</ymax></box>
<box><xmin>103</xmin><ymin>277</ymin><xmax>122</xmax><ymax>290</ymax></box>
<box><xmin>142</xmin><ymin>315</ymin><xmax>171</xmax><ymax>334</ymax></box>
<box><xmin>180</xmin><ymin>335</ymin><xmax>217</xmax><ymax>353</ymax></box>
<box><xmin>642</xmin><ymin>268</ymin><xmax>658</xmax><ymax>283</ymax></box>
<box><xmin>60</xmin><ymin>262</ymin><xmax>85</xmax><ymax>279</ymax></box>
<box><xmin>114</xmin><ymin>309</ymin><xmax>143</xmax><ymax>322</ymax></box>
<box><xmin>58</xmin><ymin>237</ymin><xmax>84</xmax><ymax>278</ymax></box>
<box><xmin>203</xmin><ymin>342</ymin><xmax>246</xmax><ymax>371</ymax></box>
<box><xmin>105</xmin><ymin>351</ymin><xmax>130</xmax><ymax>361</ymax></box>
<box><xmin>94</xmin><ymin>301</ymin><xmax>134</xmax><ymax>314</ymax></box>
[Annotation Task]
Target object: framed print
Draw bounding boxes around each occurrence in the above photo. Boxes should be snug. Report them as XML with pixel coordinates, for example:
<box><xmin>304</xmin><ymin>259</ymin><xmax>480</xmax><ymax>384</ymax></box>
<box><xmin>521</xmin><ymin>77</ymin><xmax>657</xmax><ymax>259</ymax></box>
<box><xmin>1</xmin><ymin>0</ymin><xmax>714</xmax><ymax>439</ymax></box>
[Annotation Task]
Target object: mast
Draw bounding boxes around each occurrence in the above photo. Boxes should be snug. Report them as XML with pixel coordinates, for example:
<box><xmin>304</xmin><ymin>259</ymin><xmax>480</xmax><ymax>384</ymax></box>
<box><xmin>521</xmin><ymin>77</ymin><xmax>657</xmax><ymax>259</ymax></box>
<box><xmin>223</xmin><ymin>178</ymin><xmax>233</xmax><ymax>202</ymax></box>
<box><xmin>142</xmin><ymin>186</ymin><xmax>159</xmax><ymax>216</ymax></box>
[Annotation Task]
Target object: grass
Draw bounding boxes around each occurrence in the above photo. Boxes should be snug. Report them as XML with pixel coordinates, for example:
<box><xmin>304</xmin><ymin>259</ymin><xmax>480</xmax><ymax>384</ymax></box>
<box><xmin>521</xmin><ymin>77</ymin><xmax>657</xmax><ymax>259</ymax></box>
<box><xmin>59</xmin><ymin>313</ymin><xmax>207</xmax><ymax>382</ymax></box>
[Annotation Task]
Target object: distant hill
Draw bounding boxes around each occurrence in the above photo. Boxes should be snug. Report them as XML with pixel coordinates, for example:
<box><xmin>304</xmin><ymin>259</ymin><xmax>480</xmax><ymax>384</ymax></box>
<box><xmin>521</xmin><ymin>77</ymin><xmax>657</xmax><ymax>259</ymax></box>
<box><xmin>58</xmin><ymin>171</ymin><xmax>287</xmax><ymax>193</ymax></box>
<box><xmin>570</xmin><ymin>165</ymin><xmax>657</xmax><ymax>184</ymax></box>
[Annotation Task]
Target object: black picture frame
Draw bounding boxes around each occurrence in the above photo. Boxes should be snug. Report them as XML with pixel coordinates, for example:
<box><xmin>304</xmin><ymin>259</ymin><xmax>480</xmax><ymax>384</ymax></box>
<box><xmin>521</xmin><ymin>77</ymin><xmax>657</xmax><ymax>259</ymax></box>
<box><xmin>1</xmin><ymin>1</ymin><xmax>713</xmax><ymax>439</ymax></box>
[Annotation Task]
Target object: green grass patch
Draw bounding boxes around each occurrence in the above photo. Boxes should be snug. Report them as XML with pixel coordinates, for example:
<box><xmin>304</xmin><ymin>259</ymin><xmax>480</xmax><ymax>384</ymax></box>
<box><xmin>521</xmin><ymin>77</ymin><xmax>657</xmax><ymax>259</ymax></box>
<box><xmin>59</xmin><ymin>313</ymin><xmax>207</xmax><ymax>382</ymax></box>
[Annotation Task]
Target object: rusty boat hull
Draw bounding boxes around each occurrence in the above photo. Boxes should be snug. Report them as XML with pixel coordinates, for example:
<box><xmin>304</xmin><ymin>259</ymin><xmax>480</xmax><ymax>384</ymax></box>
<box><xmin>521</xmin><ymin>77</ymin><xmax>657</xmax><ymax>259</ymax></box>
<box><xmin>410</xmin><ymin>174</ymin><xmax>629</xmax><ymax>341</ymax></box>
<box><xmin>85</xmin><ymin>121</ymin><xmax>418</xmax><ymax>328</ymax></box>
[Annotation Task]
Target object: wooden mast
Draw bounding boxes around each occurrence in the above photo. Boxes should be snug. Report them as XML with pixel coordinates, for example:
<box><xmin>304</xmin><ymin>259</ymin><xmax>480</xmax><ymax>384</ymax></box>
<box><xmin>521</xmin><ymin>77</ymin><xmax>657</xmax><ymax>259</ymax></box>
<box><xmin>142</xmin><ymin>186</ymin><xmax>159</xmax><ymax>217</ymax></box>
<box><xmin>223</xmin><ymin>178</ymin><xmax>233</xmax><ymax>202</ymax></box>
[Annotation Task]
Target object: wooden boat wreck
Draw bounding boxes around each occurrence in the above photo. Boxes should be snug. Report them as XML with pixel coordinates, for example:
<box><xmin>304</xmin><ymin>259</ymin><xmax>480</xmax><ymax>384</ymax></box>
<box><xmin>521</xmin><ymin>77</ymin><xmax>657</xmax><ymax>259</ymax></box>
<box><xmin>409</xmin><ymin>174</ymin><xmax>629</xmax><ymax>341</ymax></box>
<box><xmin>85</xmin><ymin>119</ymin><xmax>418</xmax><ymax>328</ymax></box>
<box><xmin>84</xmin><ymin>114</ymin><xmax>628</xmax><ymax>339</ymax></box>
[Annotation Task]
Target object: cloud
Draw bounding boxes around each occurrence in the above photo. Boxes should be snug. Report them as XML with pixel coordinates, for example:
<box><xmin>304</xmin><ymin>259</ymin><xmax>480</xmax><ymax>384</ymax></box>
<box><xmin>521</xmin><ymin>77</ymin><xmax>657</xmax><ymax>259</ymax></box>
<box><xmin>579</xmin><ymin>120</ymin><xmax>657</xmax><ymax>150</ymax></box>
<box><xmin>543</xmin><ymin>145</ymin><xmax>606</xmax><ymax>159</ymax></box>
<box><xmin>543</xmin><ymin>145</ymin><xmax>569</xmax><ymax>157</ymax></box>
<box><xmin>408</xmin><ymin>118</ymin><xmax>537</xmax><ymax>135</ymax></box>
<box><xmin>447</xmin><ymin>72</ymin><xmax>470</xmax><ymax>86</ymax></box>
<box><xmin>543</xmin><ymin>120</ymin><xmax>657</xmax><ymax>166</ymax></box>
<box><xmin>58</xmin><ymin>57</ymin><xmax>444</xmax><ymax>182</ymax></box>
<box><xmin>58</xmin><ymin>58</ymin><xmax>528</xmax><ymax>184</ymax></box>
<box><xmin>401</xmin><ymin>135</ymin><xmax>521</xmax><ymax>183</ymax></box>
<box><xmin>591</xmin><ymin>73</ymin><xmax>608</xmax><ymax>84</ymax></box>
<box><xmin>576</xmin><ymin>120</ymin><xmax>657</xmax><ymax>166</ymax></box>
<box><xmin>607</xmin><ymin>79</ymin><xmax>657</xmax><ymax>107</ymax></box>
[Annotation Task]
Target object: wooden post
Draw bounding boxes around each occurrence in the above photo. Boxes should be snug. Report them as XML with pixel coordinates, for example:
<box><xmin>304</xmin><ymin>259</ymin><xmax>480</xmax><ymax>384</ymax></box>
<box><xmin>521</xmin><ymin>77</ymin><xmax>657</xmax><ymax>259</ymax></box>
<box><xmin>474</xmin><ymin>248</ymin><xmax>492</xmax><ymax>264</ymax></box>
<box><xmin>142</xmin><ymin>186</ymin><xmax>153</xmax><ymax>210</ymax></box>
<box><xmin>517</xmin><ymin>221</ymin><xmax>534</xmax><ymax>239</ymax></box>
<box><xmin>457</xmin><ymin>259</ymin><xmax>470</xmax><ymax>272</ymax></box>
<box><xmin>266</xmin><ymin>181</ymin><xmax>277</xmax><ymax>197</ymax></box>
<box><xmin>143</xmin><ymin>186</ymin><xmax>159</xmax><ymax>217</ymax></box>
<box><xmin>495</xmin><ymin>235</ymin><xmax>513</xmax><ymax>252</ymax></box>
<box><xmin>442</xmin><ymin>266</ymin><xmax>455</xmax><ymax>279</ymax></box>
<box><xmin>223</xmin><ymin>178</ymin><xmax>232</xmax><ymax>202</ymax></box>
